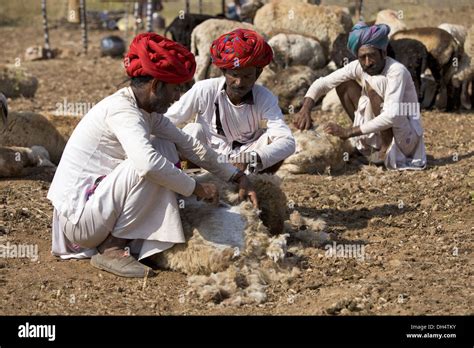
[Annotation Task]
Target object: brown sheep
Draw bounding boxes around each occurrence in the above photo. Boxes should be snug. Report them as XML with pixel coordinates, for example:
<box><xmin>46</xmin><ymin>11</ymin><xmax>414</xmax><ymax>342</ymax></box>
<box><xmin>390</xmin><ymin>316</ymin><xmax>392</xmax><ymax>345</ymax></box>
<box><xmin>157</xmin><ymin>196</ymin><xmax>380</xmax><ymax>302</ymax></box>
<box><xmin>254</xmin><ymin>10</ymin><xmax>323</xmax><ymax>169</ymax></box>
<box><xmin>392</xmin><ymin>27</ymin><xmax>462</xmax><ymax>111</ymax></box>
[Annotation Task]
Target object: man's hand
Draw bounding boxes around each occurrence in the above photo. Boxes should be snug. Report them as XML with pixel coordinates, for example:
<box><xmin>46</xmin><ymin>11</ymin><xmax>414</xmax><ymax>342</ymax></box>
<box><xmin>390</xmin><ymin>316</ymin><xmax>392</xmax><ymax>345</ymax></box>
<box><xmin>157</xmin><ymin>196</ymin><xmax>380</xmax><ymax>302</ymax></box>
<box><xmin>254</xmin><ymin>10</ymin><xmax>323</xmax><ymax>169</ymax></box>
<box><xmin>193</xmin><ymin>182</ymin><xmax>219</xmax><ymax>205</ymax></box>
<box><xmin>293</xmin><ymin>109</ymin><xmax>313</xmax><ymax>130</ymax></box>
<box><xmin>293</xmin><ymin>97</ymin><xmax>316</xmax><ymax>130</ymax></box>
<box><xmin>324</xmin><ymin>122</ymin><xmax>351</xmax><ymax>139</ymax></box>
<box><xmin>236</xmin><ymin>175</ymin><xmax>258</xmax><ymax>209</ymax></box>
<box><xmin>231</xmin><ymin>162</ymin><xmax>248</xmax><ymax>172</ymax></box>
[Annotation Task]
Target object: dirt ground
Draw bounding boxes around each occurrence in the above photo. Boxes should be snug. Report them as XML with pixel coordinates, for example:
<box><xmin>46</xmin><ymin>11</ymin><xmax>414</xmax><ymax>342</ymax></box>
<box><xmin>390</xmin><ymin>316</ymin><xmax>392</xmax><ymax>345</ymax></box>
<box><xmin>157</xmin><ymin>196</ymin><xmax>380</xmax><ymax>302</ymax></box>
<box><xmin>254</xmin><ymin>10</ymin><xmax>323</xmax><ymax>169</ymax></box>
<box><xmin>0</xmin><ymin>5</ymin><xmax>473</xmax><ymax>316</ymax></box>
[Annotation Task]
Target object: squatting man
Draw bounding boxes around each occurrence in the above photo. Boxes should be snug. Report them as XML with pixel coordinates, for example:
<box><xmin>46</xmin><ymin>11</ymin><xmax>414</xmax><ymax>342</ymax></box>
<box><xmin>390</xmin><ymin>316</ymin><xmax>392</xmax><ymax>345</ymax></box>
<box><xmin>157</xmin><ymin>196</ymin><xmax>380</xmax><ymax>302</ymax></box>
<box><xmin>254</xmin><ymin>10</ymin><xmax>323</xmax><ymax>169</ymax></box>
<box><xmin>294</xmin><ymin>22</ymin><xmax>427</xmax><ymax>170</ymax></box>
<box><xmin>165</xmin><ymin>28</ymin><xmax>296</xmax><ymax>174</ymax></box>
<box><xmin>48</xmin><ymin>33</ymin><xmax>258</xmax><ymax>278</ymax></box>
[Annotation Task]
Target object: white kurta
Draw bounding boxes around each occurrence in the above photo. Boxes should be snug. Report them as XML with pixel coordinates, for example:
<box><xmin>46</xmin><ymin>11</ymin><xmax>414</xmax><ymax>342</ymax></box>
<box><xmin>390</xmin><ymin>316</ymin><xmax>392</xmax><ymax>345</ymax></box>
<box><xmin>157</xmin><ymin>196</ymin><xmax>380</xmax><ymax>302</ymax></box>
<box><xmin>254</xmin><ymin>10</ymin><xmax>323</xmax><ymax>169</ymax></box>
<box><xmin>48</xmin><ymin>87</ymin><xmax>237</xmax><ymax>259</ymax></box>
<box><xmin>164</xmin><ymin>77</ymin><xmax>295</xmax><ymax>171</ymax></box>
<box><xmin>305</xmin><ymin>57</ymin><xmax>427</xmax><ymax>170</ymax></box>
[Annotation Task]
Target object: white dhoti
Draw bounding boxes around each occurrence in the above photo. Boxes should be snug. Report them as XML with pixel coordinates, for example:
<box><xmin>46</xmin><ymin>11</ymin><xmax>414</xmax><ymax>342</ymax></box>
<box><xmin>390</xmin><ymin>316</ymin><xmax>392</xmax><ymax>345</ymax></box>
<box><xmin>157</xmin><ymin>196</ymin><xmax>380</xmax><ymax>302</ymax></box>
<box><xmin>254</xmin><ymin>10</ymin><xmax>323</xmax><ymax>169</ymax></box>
<box><xmin>349</xmin><ymin>80</ymin><xmax>426</xmax><ymax>170</ymax></box>
<box><xmin>53</xmin><ymin>137</ymin><xmax>186</xmax><ymax>260</ymax></box>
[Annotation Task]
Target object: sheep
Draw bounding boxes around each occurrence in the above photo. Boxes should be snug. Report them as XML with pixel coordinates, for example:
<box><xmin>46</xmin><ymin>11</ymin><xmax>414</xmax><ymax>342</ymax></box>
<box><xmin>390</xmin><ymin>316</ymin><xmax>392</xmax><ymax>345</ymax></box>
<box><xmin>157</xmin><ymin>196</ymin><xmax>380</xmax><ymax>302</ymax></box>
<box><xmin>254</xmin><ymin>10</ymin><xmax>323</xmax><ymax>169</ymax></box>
<box><xmin>0</xmin><ymin>64</ymin><xmax>38</xmax><ymax>98</ymax></box>
<box><xmin>277</xmin><ymin>126</ymin><xmax>351</xmax><ymax>176</ymax></box>
<box><xmin>391</xmin><ymin>27</ymin><xmax>462</xmax><ymax>111</ymax></box>
<box><xmin>322</xmin><ymin>88</ymin><xmax>344</xmax><ymax>114</ymax></box>
<box><xmin>253</xmin><ymin>0</ymin><xmax>353</xmax><ymax>55</ymax></box>
<box><xmin>387</xmin><ymin>38</ymin><xmax>428</xmax><ymax>100</ymax></box>
<box><xmin>374</xmin><ymin>9</ymin><xmax>407</xmax><ymax>38</ymax></box>
<box><xmin>0</xmin><ymin>145</ymin><xmax>55</xmax><ymax>178</ymax></box>
<box><xmin>238</xmin><ymin>0</ymin><xmax>268</xmax><ymax>23</ymax></box>
<box><xmin>268</xmin><ymin>33</ymin><xmax>327</xmax><ymax>71</ymax></box>
<box><xmin>257</xmin><ymin>64</ymin><xmax>334</xmax><ymax>113</ymax></box>
<box><xmin>438</xmin><ymin>23</ymin><xmax>473</xmax><ymax>109</ymax></box>
<box><xmin>152</xmin><ymin>172</ymin><xmax>329</xmax><ymax>305</ymax></box>
<box><xmin>0</xmin><ymin>112</ymin><xmax>71</xmax><ymax>165</ymax></box>
<box><xmin>438</xmin><ymin>23</ymin><xmax>468</xmax><ymax>48</ymax></box>
<box><xmin>190</xmin><ymin>19</ymin><xmax>258</xmax><ymax>81</ymax></box>
<box><xmin>462</xmin><ymin>25</ymin><xmax>474</xmax><ymax>108</ymax></box>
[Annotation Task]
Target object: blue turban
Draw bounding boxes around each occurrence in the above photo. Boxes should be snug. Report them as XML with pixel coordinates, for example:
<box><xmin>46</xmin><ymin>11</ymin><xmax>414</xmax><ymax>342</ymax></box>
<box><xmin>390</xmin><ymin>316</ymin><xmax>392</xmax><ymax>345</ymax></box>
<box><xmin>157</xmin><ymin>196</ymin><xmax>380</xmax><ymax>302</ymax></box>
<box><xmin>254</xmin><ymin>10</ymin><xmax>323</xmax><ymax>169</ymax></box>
<box><xmin>347</xmin><ymin>22</ymin><xmax>391</xmax><ymax>57</ymax></box>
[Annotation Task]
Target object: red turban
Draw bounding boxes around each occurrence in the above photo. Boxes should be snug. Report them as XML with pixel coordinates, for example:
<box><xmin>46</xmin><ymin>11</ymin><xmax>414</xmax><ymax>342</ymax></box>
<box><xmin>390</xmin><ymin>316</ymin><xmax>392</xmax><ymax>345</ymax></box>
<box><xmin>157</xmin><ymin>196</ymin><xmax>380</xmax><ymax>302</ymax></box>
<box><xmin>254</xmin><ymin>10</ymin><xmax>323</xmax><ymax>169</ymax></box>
<box><xmin>210</xmin><ymin>29</ymin><xmax>273</xmax><ymax>69</ymax></box>
<box><xmin>124</xmin><ymin>33</ymin><xmax>196</xmax><ymax>84</ymax></box>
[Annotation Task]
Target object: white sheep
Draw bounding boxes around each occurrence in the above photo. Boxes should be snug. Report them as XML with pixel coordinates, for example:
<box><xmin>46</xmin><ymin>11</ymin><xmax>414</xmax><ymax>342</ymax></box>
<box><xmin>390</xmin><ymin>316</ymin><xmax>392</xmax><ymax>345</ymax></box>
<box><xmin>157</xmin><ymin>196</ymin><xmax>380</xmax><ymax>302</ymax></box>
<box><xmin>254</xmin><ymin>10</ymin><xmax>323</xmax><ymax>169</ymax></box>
<box><xmin>253</xmin><ymin>0</ymin><xmax>352</xmax><ymax>54</ymax></box>
<box><xmin>278</xmin><ymin>126</ymin><xmax>351</xmax><ymax>176</ymax></box>
<box><xmin>190</xmin><ymin>19</ymin><xmax>258</xmax><ymax>81</ymax></box>
<box><xmin>268</xmin><ymin>33</ymin><xmax>327</xmax><ymax>71</ymax></box>
<box><xmin>0</xmin><ymin>145</ymin><xmax>55</xmax><ymax>178</ymax></box>
<box><xmin>322</xmin><ymin>88</ymin><xmax>344</xmax><ymax>114</ymax></box>
<box><xmin>151</xmin><ymin>171</ymin><xmax>329</xmax><ymax>305</ymax></box>
<box><xmin>374</xmin><ymin>9</ymin><xmax>407</xmax><ymax>38</ymax></box>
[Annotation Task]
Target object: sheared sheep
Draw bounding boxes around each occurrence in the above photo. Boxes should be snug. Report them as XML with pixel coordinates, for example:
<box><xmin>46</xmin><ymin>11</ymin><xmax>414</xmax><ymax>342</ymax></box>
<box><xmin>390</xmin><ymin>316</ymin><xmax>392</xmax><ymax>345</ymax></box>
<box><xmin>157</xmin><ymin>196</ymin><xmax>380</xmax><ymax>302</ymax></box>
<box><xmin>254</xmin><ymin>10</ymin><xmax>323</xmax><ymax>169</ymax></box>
<box><xmin>277</xmin><ymin>126</ymin><xmax>351</xmax><ymax>175</ymax></box>
<box><xmin>257</xmin><ymin>64</ymin><xmax>335</xmax><ymax>113</ymax></box>
<box><xmin>0</xmin><ymin>145</ymin><xmax>55</xmax><ymax>178</ymax></box>
<box><xmin>268</xmin><ymin>33</ymin><xmax>327</xmax><ymax>71</ymax></box>
<box><xmin>0</xmin><ymin>64</ymin><xmax>38</xmax><ymax>98</ymax></box>
<box><xmin>438</xmin><ymin>23</ymin><xmax>468</xmax><ymax>48</ymax></box>
<box><xmin>150</xmin><ymin>171</ymin><xmax>329</xmax><ymax>305</ymax></box>
<box><xmin>374</xmin><ymin>9</ymin><xmax>407</xmax><ymax>38</ymax></box>
<box><xmin>438</xmin><ymin>23</ymin><xmax>473</xmax><ymax>109</ymax></box>
<box><xmin>322</xmin><ymin>88</ymin><xmax>344</xmax><ymax>114</ymax></box>
<box><xmin>0</xmin><ymin>112</ymin><xmax>71</xmax><ymax>165</ymax></box>
<box><xmin>190</xmin><ymin>19</ymin><xmax>258</xmax><ymax>81</ymax></box>
<box><xmin>253</xmin><ymin>0</ymin><xmax>352</xmax><ymax>55</ymax></box>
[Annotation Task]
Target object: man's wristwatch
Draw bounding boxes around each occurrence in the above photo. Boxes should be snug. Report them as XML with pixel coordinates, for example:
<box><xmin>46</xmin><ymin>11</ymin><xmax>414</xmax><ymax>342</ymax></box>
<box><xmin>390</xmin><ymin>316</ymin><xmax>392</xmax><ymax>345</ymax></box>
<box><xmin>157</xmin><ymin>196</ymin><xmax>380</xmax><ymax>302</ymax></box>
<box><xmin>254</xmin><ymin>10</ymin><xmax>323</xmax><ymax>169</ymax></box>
<box><xmin>230</xmin><ymin>169</ymin><xmax>246</xmax><ymax>183</ymax></box>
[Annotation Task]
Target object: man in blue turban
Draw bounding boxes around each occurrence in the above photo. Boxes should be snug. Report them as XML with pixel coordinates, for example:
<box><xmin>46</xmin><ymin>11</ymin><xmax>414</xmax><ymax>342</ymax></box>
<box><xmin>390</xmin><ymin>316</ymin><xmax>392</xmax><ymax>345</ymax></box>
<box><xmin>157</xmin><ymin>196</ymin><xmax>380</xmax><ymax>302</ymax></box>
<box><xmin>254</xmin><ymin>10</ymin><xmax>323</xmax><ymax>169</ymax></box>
<box><xmin>293</xmin><ymin>22</ymin><xmax>427</xmax><ymax>170</ymax></box>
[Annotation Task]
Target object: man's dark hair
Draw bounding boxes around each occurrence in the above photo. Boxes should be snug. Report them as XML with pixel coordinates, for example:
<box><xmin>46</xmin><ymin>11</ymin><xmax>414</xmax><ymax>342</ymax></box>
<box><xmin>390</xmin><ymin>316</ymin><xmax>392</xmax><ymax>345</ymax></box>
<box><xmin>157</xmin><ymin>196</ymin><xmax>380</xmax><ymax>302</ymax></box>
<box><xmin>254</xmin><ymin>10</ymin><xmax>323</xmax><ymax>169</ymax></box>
<box><xmin>130</xmin><ymin>75</ymin><xmax>154</xmax><ymax>88</ymax></box>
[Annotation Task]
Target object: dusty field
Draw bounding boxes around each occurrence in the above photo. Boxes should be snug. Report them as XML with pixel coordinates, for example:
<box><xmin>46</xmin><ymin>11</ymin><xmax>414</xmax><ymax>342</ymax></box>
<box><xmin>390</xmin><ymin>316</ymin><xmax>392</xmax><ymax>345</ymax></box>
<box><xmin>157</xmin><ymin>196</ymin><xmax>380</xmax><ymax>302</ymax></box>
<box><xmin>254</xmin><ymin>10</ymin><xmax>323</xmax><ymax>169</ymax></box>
<box><xmin>0</xmin><ymin>3</ymin><xmax>473</xmax><ymax>316</ymax></box>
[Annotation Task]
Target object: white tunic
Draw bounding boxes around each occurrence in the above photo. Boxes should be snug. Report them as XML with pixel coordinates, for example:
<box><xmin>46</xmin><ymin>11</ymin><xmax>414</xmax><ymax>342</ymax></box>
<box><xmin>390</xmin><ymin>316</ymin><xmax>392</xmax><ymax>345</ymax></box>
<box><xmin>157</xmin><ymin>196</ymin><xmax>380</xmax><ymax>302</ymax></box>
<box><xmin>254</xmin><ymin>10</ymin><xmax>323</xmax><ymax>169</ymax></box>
<box><xmin>48</xmin><ymin>87</ymin><xmax>237</xmax><ymax>259</ymax></box>
<box><xmin>305</xmin><ymin>57</ymin><xmax>427</xmax><ymax>170</ymax></box>
<box><xmin>165</xmin><ymin>77</ymin><xmax>295</xmax><ymax>171</ymax></box>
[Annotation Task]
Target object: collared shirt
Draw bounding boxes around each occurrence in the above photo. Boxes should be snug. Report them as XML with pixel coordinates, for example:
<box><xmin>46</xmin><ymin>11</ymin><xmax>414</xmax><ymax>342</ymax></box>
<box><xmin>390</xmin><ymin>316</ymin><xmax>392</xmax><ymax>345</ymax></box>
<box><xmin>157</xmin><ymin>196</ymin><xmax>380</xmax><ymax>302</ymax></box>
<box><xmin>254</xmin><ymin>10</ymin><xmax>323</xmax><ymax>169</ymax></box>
<box><xmin>47</xmin><ymin>87</ymin><xmax>236</xmax><ymax>224</ymax></box>
<box><xmin>165</xmin><ymin>77</ymin><xmax>296</xmax><ymax>170</ymax></box>
<box><xmin>305</xmin><ymin>57</ymin><xmax>424</xmax><ymax>137</ymax></box>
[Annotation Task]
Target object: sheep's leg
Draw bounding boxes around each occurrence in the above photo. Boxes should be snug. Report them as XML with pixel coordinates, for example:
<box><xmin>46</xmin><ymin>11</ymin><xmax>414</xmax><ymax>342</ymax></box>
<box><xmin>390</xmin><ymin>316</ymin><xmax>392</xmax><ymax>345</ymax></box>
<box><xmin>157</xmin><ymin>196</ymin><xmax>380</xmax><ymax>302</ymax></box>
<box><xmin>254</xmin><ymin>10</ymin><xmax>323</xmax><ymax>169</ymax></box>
<box><xmin>366</xmin><ymin>83</ymin><xmax>393</xmax><ymax>156</ymax></box>
<box><xmin>335</xmin><ymin>80</ymin><xmax>361</xmax><ymax>122</ymax></box>
<box><xmin>445</xmin><ymin>80</ymin><xmax>461</xmax><ymax>112</ymax></box>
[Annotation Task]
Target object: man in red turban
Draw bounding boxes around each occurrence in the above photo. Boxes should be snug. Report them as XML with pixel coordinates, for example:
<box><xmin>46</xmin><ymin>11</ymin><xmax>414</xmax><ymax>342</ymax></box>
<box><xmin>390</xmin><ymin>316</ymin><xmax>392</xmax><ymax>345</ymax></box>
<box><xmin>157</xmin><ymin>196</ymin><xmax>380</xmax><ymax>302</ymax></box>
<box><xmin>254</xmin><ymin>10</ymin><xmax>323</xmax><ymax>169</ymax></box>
<box><xmin>48</xmin><ymin>33</ymin><xmax>257</xmax><ymax>278</ymax></box>
<box><xmin>166</xmin><ymin>29</ymin><xmax>295</xmax><ymax>180</ymax></box>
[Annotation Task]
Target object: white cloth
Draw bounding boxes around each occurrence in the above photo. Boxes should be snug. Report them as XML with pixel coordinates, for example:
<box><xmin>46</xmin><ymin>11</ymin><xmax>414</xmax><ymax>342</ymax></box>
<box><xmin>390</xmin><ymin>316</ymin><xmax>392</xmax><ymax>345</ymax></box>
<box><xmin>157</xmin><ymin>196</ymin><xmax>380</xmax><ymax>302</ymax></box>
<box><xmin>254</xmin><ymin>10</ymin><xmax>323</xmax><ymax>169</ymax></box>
<box><xmin>305</xmin><ymin>58</ymin><xmax>427</xmax><ymax>170</ymax></box>
<box><xmin>49</xmin><ymin>87</ymin><xmax>238</xmax><ymax>259</ymax></box>
<box><xmin>165</xmin><ymin>77</ymin><xmax>295</xmax><ymax>171</ymax></box>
